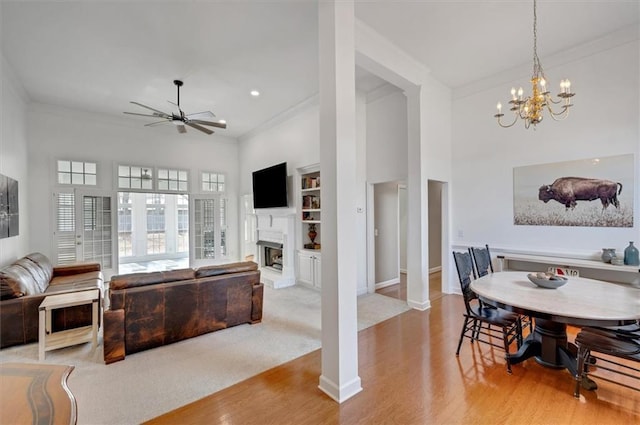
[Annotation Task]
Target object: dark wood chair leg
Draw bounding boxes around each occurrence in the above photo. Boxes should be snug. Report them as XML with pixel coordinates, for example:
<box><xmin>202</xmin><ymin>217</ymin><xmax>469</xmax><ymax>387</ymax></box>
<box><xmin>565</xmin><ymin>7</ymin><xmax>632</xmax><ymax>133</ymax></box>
<box><xmin>456</xmin><ymin>316</ymin><xmax>470</xmax><ymax>356</ymax></box>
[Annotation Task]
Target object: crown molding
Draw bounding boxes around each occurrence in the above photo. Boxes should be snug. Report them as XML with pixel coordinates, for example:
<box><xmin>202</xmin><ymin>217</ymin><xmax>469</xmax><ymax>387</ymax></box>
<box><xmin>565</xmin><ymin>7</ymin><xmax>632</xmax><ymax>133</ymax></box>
<box><xmin>454</xmin><ymin>24</ymin><xmax>640</xmax><ymax>100</ymax></box>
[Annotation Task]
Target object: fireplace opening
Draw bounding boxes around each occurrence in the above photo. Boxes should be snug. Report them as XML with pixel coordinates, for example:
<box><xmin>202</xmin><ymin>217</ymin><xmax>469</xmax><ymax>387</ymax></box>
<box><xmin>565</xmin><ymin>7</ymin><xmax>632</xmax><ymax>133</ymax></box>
<box><xmin>257</xmin><ymin>240</ymin><xmax>284</xmax><ymax>272</ymax></box>
<box><xmin>265</xmin><ymin>246</ymin><xmax>283</xmax><ymax>270</ymax></box>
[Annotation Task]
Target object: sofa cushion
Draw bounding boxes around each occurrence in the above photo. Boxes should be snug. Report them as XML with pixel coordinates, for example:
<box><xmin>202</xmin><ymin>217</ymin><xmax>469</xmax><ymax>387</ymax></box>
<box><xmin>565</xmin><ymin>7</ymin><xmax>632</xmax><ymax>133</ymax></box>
<box><xmin>0</xmin><ymin>264</ymin><xmax>41</xmax><ymax>296</ymax></box>
<box><xmin>24</xmin><ymin>252</ymin><xmax>54</xmax><ymax>283</ymax></box>
<box><xmin>49</xmin><ymin>271</ymin><xmax>103</xmax><ymax>287</ymax></box>
<box><xmin>161</xmin><ymin>269</ymin><xmax>196</xmax><ymax>283</ymax></box>
<box><xmin>110</xmin><ymin>272</ymin><xmax>164</xmax><ymax>290</ymax></box>
<box><xmin>195</xmin><ymin>261</ymin><xmax>258</xmax><ymax>279</ymax></box>
<box><xmin>13</xmin><ymin>258</ymin><xmax>49</xmax><ymax>293</ymax></box>
<box><xmin>0</xmin><ymin>274</ymin><xmax>24</xmax><ymax>300</ymax></box>
<box><xmin>110</xmin><ymin>268</ymin><xmax>195</xmax><ymax>291</ymax></box>
<box><xmin>46</xmin><ymin>272</ymin><xmax>103</xmax><ymax>295</ymax></box>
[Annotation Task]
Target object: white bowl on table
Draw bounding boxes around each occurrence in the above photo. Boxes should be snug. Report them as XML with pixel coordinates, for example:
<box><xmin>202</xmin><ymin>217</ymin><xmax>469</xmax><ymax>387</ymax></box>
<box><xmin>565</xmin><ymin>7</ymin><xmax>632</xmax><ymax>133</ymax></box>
<box><xmin>527</xmin><ymin>272</ymin><xmax>569</xmax><ymax>289</ymax></box>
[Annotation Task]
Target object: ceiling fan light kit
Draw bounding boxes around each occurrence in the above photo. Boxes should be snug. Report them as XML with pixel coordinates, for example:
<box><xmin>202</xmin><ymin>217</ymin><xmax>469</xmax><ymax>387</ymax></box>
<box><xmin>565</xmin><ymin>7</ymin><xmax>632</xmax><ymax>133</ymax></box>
<box><xmin>124</xmin><ymin>80</ymin><xmax>227</xmax><ymax>135</ymax></box>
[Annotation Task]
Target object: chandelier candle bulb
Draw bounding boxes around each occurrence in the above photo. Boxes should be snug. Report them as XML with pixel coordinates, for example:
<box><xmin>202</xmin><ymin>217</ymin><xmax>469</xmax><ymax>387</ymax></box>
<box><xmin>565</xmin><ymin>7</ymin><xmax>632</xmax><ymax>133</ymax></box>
<box><xmin>497</xmin><ymin>103</ymin><xmax>502</xmax><ymax>113</ymax></box>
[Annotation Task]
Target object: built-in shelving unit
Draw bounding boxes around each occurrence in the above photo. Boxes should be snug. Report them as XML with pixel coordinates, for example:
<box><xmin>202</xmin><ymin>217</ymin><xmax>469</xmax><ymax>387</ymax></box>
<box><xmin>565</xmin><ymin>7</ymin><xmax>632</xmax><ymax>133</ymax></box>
<box><xmin>299</xmin><ymin>165</ymin><xmax>321</xmax><ymax>250</ymax></box>
<box><xmin>297</xmin><ymin>164</ymin><xmax>321</xmax><ymax>289</ymax></box>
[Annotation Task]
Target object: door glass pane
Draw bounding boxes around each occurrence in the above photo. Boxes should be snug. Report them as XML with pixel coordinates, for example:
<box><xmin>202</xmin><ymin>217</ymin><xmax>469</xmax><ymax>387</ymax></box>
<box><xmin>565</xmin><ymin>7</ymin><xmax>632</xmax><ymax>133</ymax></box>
<box><xmin>82</xmin><ymin>195</ymin><xmax>113</xmax><ymax>268</ymax></box>
<box><xmin>194</xmin><ymin>198</ymin><xmax>216</xmax><ymax>259</ymax></box>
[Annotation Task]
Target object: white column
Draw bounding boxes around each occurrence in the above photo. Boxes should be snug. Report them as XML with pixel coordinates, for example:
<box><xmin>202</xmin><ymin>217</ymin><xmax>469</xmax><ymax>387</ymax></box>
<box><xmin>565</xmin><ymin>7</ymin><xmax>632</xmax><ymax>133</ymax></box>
<box><xmin>318</xmin><ymin>0</ymin><xmax>362</xmax><ymax>402</ymax></box>
<box><xmin>406</xmin><ymin>87</ymin><xmax>430</xmax><ymax>311</ymax></box>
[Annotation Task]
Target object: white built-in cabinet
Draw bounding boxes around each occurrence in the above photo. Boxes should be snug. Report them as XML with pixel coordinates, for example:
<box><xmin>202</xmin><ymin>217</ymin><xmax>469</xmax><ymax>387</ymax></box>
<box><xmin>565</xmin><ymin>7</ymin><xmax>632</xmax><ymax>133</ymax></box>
<box><xmin>297</xmin><ymin>250</ymin><xmax>321</xmax><ymax>289</ymax></box>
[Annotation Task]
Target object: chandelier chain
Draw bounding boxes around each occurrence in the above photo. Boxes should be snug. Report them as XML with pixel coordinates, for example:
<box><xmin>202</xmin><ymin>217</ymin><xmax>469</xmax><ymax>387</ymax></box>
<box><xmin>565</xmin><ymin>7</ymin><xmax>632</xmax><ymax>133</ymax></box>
<box><xmin>533</xmin><ymin>0</ymin><xmax>540</xmax><ymax>75</ymax></box>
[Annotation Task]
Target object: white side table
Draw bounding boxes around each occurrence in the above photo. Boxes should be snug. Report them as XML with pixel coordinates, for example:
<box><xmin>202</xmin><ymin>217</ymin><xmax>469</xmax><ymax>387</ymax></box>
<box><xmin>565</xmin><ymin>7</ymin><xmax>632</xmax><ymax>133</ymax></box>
<box><xmin>39</xmin><ymin>289</ymin><xmax>100</xmax><ymax>361</ymax></box>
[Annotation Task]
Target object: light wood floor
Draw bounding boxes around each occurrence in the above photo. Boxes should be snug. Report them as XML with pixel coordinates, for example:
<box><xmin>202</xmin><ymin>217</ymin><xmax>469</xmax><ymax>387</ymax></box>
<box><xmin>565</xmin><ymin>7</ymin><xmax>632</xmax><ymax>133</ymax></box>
<box><xmin>147</xmin><ymin>293</ymin><xmax>639</xmax><ymax>424</ymax></box>
<box><xmin>375</xmin><ymin>270</ymin><xmax>443</xmax><ymax>302</ymax></box>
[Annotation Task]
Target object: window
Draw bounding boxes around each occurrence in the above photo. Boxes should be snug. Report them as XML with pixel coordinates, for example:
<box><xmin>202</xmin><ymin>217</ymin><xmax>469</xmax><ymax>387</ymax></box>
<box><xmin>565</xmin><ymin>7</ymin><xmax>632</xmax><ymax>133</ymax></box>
<box><xmin>177</xmin><ymin>195</ymin><xmax>189</xmax><ymax>252</ymax></box>
<box><xmin>118</xmin><ymin>165</ymin><xmax>153</xmax><ymax>190</ymax></box>
<box><xmin>220</xmin><ymin>198</ymin><xmax>227</xmax><ymax>256</ymax></box>
<box><xmin>57</xmin><ymin>160</ymin><xmax>97</xmax><ymax>186</ymax></box>
<box><xmin>193</xmin><ymin>196</ymin><xmax>227</xmax><ymax>261</ymax></box>
<box><xmin>146</xmin><ymin>194</ymin><xmax>166</xmax><ymax>255</ymax></box>
<box><xmin>118</xmin><ymin>193</ymin><xmax>133</xmax><ymax>257</ymax></box>
<box><xmin>158</xmin><ymin>168</ymin><xmax>188</xmax><ymax>192</ymax></box>
<box><xmin>202</xmin><ymin>172</ymin><xmax>225</xmax><ymax>192</ymax></box>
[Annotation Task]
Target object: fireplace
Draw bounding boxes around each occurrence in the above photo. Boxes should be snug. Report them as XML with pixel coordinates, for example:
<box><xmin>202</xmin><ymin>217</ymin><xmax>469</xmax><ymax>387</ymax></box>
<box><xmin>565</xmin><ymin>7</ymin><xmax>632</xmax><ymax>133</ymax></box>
<box><xmin>258</xmin><ymin>241</ymin><xmax>283</xmax><ymax>271</ymax></box>
<box><xmin>254</xmin><ymin>210</ymin><xmax>296</xmax><ymax>289</ymax></box>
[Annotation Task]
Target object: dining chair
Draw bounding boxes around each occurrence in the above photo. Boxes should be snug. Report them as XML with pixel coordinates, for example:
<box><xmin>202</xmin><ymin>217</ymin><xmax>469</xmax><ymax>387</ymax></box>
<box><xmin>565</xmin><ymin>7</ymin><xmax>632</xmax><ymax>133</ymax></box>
<box><xmin>574</xmin><ymin>325</ymin><xmax>640</xmax><ymax>398</ymax></box>
<box><xmin>470</xmin><ymin>244</ymin><xmax>532</xmax><ymax>337</ymax></box>
<box><xmin>469</xmin><ymin>244</ymin><xmax>493</xmax><ymax>277</ymax></box>
<box><xmin>453</xmin><ymin>250</ymin><xmax>522</xmax><ymax>373</ymax></box>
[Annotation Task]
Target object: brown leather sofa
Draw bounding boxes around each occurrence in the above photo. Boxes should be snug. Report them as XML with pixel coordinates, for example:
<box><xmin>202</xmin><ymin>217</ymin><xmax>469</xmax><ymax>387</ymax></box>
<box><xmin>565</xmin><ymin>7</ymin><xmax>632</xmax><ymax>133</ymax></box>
<box><xmin>103</xmin><ymin>261</ymin><xmax>263</xmax><ymax>364</ymax></box>
<box><xmin>0</xmin><ymin>252</ymin><xmax>104</xmax><ymax>348</ymax></box>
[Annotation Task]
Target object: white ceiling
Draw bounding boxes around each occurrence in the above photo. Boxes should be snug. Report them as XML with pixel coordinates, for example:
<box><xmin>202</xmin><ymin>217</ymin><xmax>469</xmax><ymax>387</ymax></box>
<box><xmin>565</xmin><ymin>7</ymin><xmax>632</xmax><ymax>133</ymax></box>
<box><xmin>2</xmin><ymin>1</ymin><xmax>638</xmax><ymax>138</ymax></box>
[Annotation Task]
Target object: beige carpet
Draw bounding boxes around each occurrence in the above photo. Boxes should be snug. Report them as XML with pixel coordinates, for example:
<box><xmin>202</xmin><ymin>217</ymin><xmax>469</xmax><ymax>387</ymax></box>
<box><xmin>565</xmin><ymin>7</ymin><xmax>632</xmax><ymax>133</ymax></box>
<box><xmin>0</xmin><ymin>284</ymin><xmax>410</xmax><ymax>424</ymax></box>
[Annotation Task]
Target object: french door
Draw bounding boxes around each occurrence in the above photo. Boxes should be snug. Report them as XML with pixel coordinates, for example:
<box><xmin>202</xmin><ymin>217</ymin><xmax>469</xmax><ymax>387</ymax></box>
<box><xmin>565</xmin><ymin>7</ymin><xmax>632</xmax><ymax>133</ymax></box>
<box><xmin>53</xmin><ymin>189</ymin><xmax>116</xmax><ymax>273</ymax></box>
<box><xmin>190</xmin><ymin>195</ymin><xmax>228</xmax><ymax>268</ymax></box>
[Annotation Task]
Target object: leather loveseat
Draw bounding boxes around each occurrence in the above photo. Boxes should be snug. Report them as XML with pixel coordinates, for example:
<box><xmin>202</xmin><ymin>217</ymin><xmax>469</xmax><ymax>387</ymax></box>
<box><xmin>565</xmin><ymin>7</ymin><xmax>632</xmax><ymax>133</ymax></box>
<box><xmin>0</xmin><ymin>252</ymin><xmax>104</xmax><ymax>348</ymax></box>
<box><xmin>103</xmin><ymin>261</ymin><xmax>263</xmax><ymax>364</ymax></box>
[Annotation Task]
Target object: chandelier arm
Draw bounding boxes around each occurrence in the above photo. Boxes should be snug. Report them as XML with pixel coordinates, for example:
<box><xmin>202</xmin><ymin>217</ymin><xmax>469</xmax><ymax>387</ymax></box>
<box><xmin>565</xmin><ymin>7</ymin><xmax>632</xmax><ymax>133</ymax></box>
<box><xmin>496</xmin><ymin>113</ymin><xmax>519</xmax><ymax>128</ymax></box>
<box><xmin>546</xmin><ymin>104</ymin><xmax>571</xmax><ymax>121</ymax></box>
<box><xmin>545</xmin><ymin>96</ymin><xmax>563</xmax><ymax>105</ymax></box>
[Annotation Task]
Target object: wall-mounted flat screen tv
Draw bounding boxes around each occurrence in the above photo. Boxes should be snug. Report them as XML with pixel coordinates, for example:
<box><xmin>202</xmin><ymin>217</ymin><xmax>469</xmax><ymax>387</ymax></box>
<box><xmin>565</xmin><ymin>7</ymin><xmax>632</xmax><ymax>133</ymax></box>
<box><xmin>252</xmin><ymin>162</ymin><xmax>288</xmax><ymax>209</ymax></box>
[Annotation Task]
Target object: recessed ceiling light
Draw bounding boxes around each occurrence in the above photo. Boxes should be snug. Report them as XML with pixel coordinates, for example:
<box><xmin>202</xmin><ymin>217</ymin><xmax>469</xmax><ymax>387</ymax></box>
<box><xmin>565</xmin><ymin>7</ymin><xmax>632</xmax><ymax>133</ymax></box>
<box><xmin>250</xmin><ymin>90</ymin><xmax>260</xmax><ymax>97</ymax></box>
<box><xmin>219</xmin><ymin>119</ymin><xmax>226</xmax><ymax>124</ymax></box>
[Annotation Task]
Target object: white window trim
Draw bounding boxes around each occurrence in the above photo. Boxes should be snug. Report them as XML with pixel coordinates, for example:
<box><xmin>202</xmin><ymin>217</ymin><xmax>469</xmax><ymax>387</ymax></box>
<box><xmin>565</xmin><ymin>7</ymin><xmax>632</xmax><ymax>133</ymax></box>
<box><xmin>54</xmin><ymin>158</ymin><xmax>99</xmax><ymax>188</ymax></box>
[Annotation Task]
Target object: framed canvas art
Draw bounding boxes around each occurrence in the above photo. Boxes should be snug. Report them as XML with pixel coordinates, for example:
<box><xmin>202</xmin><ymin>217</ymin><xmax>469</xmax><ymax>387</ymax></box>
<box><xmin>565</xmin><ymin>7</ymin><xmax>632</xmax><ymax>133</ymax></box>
<box><xmin>513</xmin><ymin>154</ymin><xmax>634</xmax><ymax>227</ymax></box>
<box><xmin>0</xmin><ymin>173</ymin><xmax>19</xmax><ymax>239</ymax></box>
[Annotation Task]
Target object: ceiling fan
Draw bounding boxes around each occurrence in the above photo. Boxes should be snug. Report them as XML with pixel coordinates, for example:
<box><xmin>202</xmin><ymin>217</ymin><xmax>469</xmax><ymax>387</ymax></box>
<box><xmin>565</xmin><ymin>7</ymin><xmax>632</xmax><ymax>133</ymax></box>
<box><xmin>124</xmin><ymin>80</ymin><xmax>226</xmax><ymax>135</ymax></box>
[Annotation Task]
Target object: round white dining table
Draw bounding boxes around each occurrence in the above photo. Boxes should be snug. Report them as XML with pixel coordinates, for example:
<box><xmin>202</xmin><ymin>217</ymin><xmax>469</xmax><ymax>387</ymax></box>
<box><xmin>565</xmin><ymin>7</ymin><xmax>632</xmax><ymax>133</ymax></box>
<box><xmin>470</xmin><ymin>271</ymin><xmax>640</xmax><ymax>374</ymax></box>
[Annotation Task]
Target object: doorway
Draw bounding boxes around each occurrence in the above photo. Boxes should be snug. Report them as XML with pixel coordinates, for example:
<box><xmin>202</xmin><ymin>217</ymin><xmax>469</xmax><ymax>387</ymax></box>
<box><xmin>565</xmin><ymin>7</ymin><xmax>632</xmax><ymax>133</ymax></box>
<box><xmin>117</xmin><ymin>192</ymin><xmax>189</xmax><ymax>273</ymax></box>
<box><xmin>428</xmin><ymin>180</ymin><xmax>444</xmax><ymax>301</ymax></box>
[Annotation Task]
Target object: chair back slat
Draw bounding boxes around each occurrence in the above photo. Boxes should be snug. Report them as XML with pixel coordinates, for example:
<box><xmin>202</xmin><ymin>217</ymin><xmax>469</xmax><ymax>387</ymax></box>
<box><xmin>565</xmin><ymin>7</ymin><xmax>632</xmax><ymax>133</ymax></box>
<box><xmin>471</xmin><ymin>244</ymin><xmax>493</xmax><ymax>277</ymax></box>
<box><xmin>453</xmin><ymin>251</ymin><xmax>477</xmax><ymax>312</ymax></box>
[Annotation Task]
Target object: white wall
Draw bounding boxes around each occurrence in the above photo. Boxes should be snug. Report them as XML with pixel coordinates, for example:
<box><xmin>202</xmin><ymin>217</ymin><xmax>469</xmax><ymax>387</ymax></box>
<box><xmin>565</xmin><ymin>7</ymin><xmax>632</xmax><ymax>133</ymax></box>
<box><xmin>238</xmin><ymin>104</ymin><xmax>320</xmax><ymax>196</ymax></box>
<box><xmin>366</xmin><ymin>90</ymin><xmax>408</xmax><ymax>184</ymax></box>
<box><xmin>452</xmin><ymin>33</ymin><xmax>639</xmax><ymax>259</ymax></box>
<box><xmin>27</xmin><ymin>104</ymin><xmax>241</xmax><ymax>261</ymax></box>
<box><xmin>0</xmin><ymin>53</ymin><xmax>30</xmax><ymax>266</ymax></box>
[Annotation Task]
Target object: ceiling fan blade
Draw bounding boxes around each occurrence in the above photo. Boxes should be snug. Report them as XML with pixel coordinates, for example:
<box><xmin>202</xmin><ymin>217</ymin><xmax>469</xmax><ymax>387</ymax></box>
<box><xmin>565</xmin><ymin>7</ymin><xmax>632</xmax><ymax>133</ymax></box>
<box><xmin>130</xmin><ymin>101</ymin><xmax>169</xmax><ymax>116</ymax></box>
<box><xmin>190</xmin><ymin>119</ymin><xmax>226</xmax><ymax>129</ymax></box>
<box><xmin>124</xmin><ymin>111</ymin><xmax>165</xmax><ymax>118</ymax></box>
<box><xmin>144</xmin><ymin>120</ymin><xmax>170</xmax><ymax>127</ymax></box>
<box><xmin>185</xmin><ymin>122</ymin><xmax>214</xmax><ymax>135</ymax></box>
<box><xmin>176</xmin><ymin>124</ymin><xmax>187</xmax><ymax>134</ymax></box>
<box><xmin>186</xmin><ymin>111</ymin><xmax>215</xmax><ymax>120</ymax></box>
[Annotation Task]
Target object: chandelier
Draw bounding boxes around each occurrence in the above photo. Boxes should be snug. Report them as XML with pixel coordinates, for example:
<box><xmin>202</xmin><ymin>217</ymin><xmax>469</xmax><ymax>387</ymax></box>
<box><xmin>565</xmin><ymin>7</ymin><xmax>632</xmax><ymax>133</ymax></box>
<box><xmin>494</xmin><ymin>0</ymin><xmax>574</xmax><ymax>129</ymax></box>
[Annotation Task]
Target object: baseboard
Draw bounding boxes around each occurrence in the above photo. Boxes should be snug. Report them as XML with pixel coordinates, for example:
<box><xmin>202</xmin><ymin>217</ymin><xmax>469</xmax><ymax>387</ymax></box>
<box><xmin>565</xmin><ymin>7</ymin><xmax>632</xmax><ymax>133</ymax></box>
<box><xmin>429</xmin><ymin>266</ymin><xmax>442</xmax><ymax>274</ymax></box>
<box><xmin>408</xmin><ymin>298</ymin><xmax>431</xmax><ymax>311</ymax></box>
<box><xmin>374</xmin><ymin>277</ymin><xmax>400</xmax><ymax>290</ymax></box>
<box><xmin>318</xmin><ymin>374</ymin><xmax>362</xmax><ymax>403</ymax></box>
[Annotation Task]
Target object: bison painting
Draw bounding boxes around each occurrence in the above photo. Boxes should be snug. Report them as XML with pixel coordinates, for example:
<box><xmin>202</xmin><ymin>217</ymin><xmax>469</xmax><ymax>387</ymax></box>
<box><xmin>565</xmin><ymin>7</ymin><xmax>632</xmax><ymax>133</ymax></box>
<box><xmin>538</xmin><ymin>177</ymin><xmax>622</xmax><ymax>211</ymax></box>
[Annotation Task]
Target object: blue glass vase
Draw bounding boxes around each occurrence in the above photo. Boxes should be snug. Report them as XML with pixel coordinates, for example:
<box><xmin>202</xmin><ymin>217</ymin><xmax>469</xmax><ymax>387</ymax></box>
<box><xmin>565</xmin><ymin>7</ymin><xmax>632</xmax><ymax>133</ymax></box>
<box><xmin>624</xmin><ymin>241</ymin><xmax>639</xmax><ymax>266</ymax></box>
